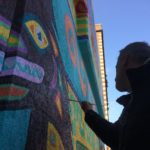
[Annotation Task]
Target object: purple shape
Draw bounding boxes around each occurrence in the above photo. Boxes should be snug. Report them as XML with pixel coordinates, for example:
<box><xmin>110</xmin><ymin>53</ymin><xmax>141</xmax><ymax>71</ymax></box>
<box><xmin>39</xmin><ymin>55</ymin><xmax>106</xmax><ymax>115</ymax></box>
<box><xmin>0</xmin><ymin>56</ymin><xmax>45</xmax><ymax>83</ymax></box>
<box><xmin>0</xmin><ymin>40</ymin><xmax>7</xmax><ymax>47</ymax></box>
<box><xmin>0</xmin><ymin>15</ymin><xmax>11</xmax><ymax>25</ymax></box>
<box><xmin>49</xmin><ymin>56</ymin><xmax>57</xmax><ymax>89</ymax></box>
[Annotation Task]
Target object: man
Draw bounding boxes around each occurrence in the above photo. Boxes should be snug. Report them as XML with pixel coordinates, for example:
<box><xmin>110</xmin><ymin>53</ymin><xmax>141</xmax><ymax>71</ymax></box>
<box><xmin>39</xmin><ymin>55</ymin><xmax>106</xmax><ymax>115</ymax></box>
<box><xmin>81</xmin><ymin>42</ymin><xmax>150</xmax><ymax>150</ymax></box>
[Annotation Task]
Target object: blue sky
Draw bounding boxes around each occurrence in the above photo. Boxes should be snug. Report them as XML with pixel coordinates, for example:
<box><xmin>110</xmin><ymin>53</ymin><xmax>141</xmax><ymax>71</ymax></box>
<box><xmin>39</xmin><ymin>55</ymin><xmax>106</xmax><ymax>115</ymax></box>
<box><xmin>92</xmin><ymin>0</ymin><xmax>150</xmax><ymax>122</ymax></box>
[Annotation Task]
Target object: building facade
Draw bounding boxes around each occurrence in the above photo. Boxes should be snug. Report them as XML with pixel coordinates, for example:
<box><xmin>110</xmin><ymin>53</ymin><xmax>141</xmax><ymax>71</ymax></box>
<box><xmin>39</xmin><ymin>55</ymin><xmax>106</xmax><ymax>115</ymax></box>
<box><xmin>96</xmin><ymin>24</ymin><xmax>110</xmax><ymax>150</ymax></box>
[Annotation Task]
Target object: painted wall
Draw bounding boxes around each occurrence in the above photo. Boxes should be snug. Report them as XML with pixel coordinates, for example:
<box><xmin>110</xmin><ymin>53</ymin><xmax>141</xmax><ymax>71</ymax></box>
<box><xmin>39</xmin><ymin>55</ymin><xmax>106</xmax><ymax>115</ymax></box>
<box><xmin>0</xmin><ymin>0</ymin><xmax>104</xmax><ymax>150</ymax></box>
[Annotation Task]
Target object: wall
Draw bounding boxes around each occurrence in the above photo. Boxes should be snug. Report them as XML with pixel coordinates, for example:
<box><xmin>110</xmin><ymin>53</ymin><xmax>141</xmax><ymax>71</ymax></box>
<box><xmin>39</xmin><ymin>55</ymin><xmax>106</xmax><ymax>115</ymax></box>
<box><xmin>0</xmin><ymin>0</ymin><xmax>104</xmax><ymax>150</ymax></box>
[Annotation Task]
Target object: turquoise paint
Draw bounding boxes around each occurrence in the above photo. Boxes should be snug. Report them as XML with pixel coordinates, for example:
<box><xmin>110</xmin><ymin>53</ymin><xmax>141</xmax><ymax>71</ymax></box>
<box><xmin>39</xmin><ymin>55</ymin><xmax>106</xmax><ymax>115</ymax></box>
<box><xmin>52</xmin><ymin>0</ymin><xmax>94</xmax><ymax>102</ymax></box>
<box><xmin>78</xmin><ymin>39</ymin><xmax>103</xmax><ymax>115</ymax></box>
<box><xmin>0</xmin><ymin>109</ymin><xmax>31</xmax><ymax>150</ymax></box>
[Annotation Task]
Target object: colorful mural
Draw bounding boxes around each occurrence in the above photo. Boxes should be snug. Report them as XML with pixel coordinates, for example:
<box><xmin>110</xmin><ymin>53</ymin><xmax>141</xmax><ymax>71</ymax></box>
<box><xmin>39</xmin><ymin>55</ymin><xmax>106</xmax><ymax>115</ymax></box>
<box><xmin>74</xmin><ymin>0</ymin><xmax>103</xmax><ymax>114</ymax></box>
<box><xmin>0</xmin><ymin>15</ymin><xmax>27</xmax><ymax>53</ymax></box>
<box><xmin>24</xmin><ymin>14</ymin><xmax>49</xmax><ymax>53</ymax></box>
<box><xmin>47</xmin><ymin>122</ymin><xmax>65</xmax><ymax>150</ymax></box>
<box><xmin>67</xmin><ymin>82</ymin><xmax>100</xmax><ymax>150</ymax></box>
<box><xmin>0</xmin><ymin>0</ymin><xmax>104</xmax><ymax>150</ymax></box>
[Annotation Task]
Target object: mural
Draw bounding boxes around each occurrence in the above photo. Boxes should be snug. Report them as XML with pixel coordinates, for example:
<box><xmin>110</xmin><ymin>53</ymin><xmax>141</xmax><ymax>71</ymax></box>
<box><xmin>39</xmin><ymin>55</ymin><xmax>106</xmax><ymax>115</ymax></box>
<box><xmin>0</xmin><ymin>15</ymin><xmax>27</xmax><ymax>53</ymax></box>
<box><xmin>73</xmin><ymin>0</ymin><xmax>103</xmax><ymax>114</ymax></box>
<box><xmin>67</xmin><ymin>82</ymin><xmax>100</xmax><ymax>150</ymax></box>
<box><xmin>24</xmin><ymin>14</ymin><xmax>49</xmax><ymax>53</ymax></box>
<box><xmin>47</xmin><ymin>122</ymin><xmax>65</xmax><ymax>150</ymax></box>
<box><xmin>0</xmin><ymin>0</ymin><xmax>104</xmax><ymax>150</ymax></box>
<box><xmin>0</xmin><ymin>50</ymin><xmax>5</xmax><ymax>71</ymax></box>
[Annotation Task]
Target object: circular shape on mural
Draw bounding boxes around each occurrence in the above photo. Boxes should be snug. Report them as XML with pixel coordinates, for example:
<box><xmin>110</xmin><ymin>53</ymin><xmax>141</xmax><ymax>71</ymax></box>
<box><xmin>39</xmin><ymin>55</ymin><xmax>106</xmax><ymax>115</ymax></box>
<box><xmin>25</xmin><ymin>20</ymin><xmax>49</xmax><ymax>49</ymax></box>
<box><xmin>65</xmin><ymin>14</ymin><xmax>78</xmax><ymax>66</ymax></box>
<box><xmin>23</xmin><ymin>14</ymin><xmax>49</xmax><ymax>54</ymax></box>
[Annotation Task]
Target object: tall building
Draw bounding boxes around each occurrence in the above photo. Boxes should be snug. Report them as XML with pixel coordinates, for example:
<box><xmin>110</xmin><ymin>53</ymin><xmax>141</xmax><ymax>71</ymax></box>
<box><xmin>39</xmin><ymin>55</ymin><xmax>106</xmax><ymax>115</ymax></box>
<box><xmin>95</xmin><ymin>24</ymin><xmax>110</xmax><ymax>150</ymax></box>
<box><xmin>95</xmin><ymin>24</ymin><xmax>109</xmax><ymax>120</ymax></box>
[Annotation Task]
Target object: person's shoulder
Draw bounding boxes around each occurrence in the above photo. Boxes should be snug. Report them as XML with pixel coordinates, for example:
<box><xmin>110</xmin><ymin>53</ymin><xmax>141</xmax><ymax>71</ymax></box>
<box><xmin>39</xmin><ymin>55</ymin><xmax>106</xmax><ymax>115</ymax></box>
<box><xmin>126</xmin><ymin>59</ymin><xmax>150</xmax><ymax>90</ymax></box>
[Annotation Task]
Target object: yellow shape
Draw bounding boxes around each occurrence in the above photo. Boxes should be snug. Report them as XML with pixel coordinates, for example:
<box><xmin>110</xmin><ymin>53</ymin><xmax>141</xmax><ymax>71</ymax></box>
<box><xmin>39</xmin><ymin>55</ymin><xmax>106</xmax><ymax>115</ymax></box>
<box><xmin>0</xmin><ymin>26</ymin><xmax>10</xmax><ymax>39</ymax></box>
<box><xmin>77</xmin><ymin>32</ymin><xmax>88</xmax><ymax>36</ymax></box>
<box><xmin>25</xmin><ymin>20</ymin><xmax>48</xmax><ymax>49</ymax></box>
<box><xmin>67</xmin><ymin>82</ymin><xmax>100</xmax><ymax>150</ymax></box>
<box><xmin>47</xmin><ymin>122</ymin><xmax>64</xmax><ymax>150</ymax></box>
<box><xmin>55</xmin><ymin>91</ymin><xmax>63</xmax><ymax>118</ymax></box>
<box><xmin>77</xmin><ymin>24</ymin><xmax>88</xmax><ymax>28</ymax></box>
<box><xmin>49</xmin><ymin>31</ymin><xmax>59</xmax><ymax>57</ymax></box>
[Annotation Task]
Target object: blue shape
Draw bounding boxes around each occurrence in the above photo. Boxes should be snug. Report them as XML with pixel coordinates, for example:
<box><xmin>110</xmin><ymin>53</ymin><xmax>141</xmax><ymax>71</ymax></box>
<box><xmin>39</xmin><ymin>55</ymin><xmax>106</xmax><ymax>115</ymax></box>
<box><xmin>0</xmin><ymin>50</ymin><xmax>5</xmax><ymax>71</ymax></box>
<box><xmin>37</xmin><ymin>32</ymin><xmax>42</xmax><ymax>42</ymax></box>
<box><xmin>0</xmin><ymin>109</ymin><xmax>31</xmax><ymax>150</ymax></box>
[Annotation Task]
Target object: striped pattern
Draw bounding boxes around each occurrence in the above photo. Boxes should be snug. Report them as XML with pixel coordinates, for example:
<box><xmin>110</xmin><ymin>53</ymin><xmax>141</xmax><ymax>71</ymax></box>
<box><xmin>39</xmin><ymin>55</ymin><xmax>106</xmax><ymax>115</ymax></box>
<box><xmin>0</xmin><ymin>16</ymin><xmax>11</xmax><ymax>46</ymax></box>
<box><xmin>0</xmin><ymin>15</ymin><xmax>27</xmax><ymax>53</ymax></box>
<box><xmin>7</xmin><ymin>31</ymin><xmax>27</xmax><ymax>53</ymax></box>
<box><xmin>0</xmin><ymin>84</ymin><xmax>29</xmax><ymax>101</ymax></box>
<box><xmin>76</xmin><ymin>16</ymin><xmax>89</xmax><ymax>37</ymax></box>
<box><xmin>75</xmin><ymin>0</ymin><xmax>89</xmax><ymax>39</ymax></box>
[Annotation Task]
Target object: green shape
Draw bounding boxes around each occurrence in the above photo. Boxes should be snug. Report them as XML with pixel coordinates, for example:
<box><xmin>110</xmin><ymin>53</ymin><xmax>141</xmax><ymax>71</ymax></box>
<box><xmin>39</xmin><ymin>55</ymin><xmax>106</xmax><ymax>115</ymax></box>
<box><xmin>76</xmin><ymin>141</ymin><xmax>89</xmax><ymax>150</ymax></box>
<box><xmin>77</xmin><ymin>28</ymin><xmax>88</xmax><ymax>33</ymax></box>
<box><xmin>77</xmin><ymin>19</ymin><xmax>88</xmax><ymax>24</ymax></box>
<box><xmin>0</xmin><ymin>22</ymin><xmax>10</xmax><ymax>30</ymax></box>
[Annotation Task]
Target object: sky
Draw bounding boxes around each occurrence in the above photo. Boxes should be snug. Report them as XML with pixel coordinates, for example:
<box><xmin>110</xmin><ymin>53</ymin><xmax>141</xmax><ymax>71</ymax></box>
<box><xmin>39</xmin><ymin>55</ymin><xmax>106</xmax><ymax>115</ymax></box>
<box><xmin>92</xmin><ymin>0</ymin><xmax>150</xmax><ymax>122</ymax></box>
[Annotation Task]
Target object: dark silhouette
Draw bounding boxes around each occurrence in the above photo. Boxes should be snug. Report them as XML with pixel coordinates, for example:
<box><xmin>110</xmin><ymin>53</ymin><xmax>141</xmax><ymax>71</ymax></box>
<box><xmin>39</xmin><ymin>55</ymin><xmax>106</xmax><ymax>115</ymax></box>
<box><xmin>81</xmin><ymin>42</ymin><xmax>150</xmax><ymax>150</ymax></box>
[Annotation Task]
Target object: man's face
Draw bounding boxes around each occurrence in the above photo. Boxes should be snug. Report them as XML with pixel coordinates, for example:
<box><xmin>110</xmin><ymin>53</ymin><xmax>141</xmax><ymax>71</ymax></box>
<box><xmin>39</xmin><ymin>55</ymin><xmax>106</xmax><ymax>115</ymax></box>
<box><xmin>115</xmin><ymin>53</ymin><xmax>131</xmax><ymax>92</ymax></box>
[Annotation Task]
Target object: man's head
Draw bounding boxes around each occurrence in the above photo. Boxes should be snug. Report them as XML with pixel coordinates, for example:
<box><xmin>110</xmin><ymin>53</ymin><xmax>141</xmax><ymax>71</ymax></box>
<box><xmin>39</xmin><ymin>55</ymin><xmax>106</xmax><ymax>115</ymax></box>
<box><xmin>115</xmin><ymin>42</ymin><xmax>150</xmax><ymax>92</ymax></box>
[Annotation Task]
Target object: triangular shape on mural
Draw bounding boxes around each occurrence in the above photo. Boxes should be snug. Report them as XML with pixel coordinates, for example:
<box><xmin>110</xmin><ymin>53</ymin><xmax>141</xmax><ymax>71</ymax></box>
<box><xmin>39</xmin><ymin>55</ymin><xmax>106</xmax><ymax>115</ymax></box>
<box><xmin>29</xmin><ymin>24</ymin><xmax>35</xmax><ymax>34</ymax></box>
